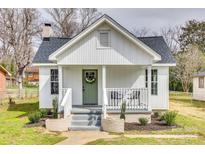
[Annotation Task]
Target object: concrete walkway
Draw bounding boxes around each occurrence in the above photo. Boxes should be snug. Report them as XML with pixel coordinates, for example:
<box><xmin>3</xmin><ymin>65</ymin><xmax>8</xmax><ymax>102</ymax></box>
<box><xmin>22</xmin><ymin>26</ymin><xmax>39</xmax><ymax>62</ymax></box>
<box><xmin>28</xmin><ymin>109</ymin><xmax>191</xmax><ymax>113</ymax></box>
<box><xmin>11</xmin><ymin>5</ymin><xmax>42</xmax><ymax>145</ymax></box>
<box><xmin>56</xmin><ymin>131</ymin><xmax>198</xmax><ymax>145</ymax></box>
<box><xmin>124</xmin><ymin>134</ymin><xmax>198</xmax><ymax>139</ymax></box>
<box><xmin>56</xmin><ymin>131</ymin><xmax>119</xmax><ymax>145</ymax></box>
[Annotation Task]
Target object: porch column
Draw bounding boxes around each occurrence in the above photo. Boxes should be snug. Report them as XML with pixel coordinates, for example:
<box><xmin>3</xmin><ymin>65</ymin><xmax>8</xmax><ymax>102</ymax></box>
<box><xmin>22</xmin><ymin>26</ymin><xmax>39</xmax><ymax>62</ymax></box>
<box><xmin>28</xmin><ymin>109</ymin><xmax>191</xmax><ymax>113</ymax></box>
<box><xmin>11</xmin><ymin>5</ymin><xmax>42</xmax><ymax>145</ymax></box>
<box><xmin>147</xmin><ymin>65</ymin><xmax>152</xmax><ymax>111</ymax></box>
<box><xmin>58</xmin><ymin>65</ymin><xmax>63</xmax><ymax>110</ymax></box>
<box><xmin>102</xmin><ymin>65</ymin><xmax>107</xmax><ymax>118</ymax></box>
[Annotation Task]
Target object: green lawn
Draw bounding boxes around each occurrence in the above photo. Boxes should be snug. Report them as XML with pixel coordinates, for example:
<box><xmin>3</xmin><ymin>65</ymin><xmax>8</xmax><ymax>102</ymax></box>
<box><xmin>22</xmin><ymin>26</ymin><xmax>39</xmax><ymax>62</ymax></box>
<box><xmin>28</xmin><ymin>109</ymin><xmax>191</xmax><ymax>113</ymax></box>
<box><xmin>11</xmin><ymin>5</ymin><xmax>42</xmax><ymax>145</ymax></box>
<box><xmin>0</xmin><ymin>97</ymin><xmax>66</xmax><ymax>145</ymax></box>
<box><xmin>87</xmin><ymin>137</ymin><xmax>205</xmax><ymax>145</ymax></box>
<box><xmin>88</xmin><ymin>92</ymin><xmax>205</xmax><ymax>144</ymax></box>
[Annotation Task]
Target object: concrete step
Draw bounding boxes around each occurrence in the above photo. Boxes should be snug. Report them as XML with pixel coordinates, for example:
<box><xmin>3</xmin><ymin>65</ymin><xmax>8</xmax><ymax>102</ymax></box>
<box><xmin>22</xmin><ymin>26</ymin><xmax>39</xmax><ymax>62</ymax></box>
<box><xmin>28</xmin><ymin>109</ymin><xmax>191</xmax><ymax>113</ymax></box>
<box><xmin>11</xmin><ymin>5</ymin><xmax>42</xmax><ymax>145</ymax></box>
<box><xmin>70</xmin><ymin>107</ymin><xmax>102</xmax><ymax>130</ymax></box>
<box><xmin>72</xmin><ymin>114</ymin><xmax>101</xmax><ymax>120</ymax></box>
<box><xmin>69</xmin><ymin>125</ymin><xmax>101</xmax><ymax>131</ymax></box>
<box><xmin>71</xmin><ymin>120</ymin><xmax>101</xmax><ymax>126</ymax></box>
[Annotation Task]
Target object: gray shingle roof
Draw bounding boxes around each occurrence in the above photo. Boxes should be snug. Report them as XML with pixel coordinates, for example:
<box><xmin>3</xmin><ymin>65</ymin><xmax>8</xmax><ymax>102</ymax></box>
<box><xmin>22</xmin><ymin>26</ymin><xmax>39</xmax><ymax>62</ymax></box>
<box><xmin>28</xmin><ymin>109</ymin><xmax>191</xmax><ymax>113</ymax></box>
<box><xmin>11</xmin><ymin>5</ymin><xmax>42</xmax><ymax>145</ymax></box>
<box><xmin>33</xmin><ymin>37</ymin><xmax>71</xmax><ymax>63</ymax></box>
<box><xmin>33</xmin><ymin>36</ymin><xmax>176</xmax><ymax>64</ymax></box>
<box><xmin>138</xmin><ymin>36</ymin><xmax>176</xmax><ymax>64</ymax></box>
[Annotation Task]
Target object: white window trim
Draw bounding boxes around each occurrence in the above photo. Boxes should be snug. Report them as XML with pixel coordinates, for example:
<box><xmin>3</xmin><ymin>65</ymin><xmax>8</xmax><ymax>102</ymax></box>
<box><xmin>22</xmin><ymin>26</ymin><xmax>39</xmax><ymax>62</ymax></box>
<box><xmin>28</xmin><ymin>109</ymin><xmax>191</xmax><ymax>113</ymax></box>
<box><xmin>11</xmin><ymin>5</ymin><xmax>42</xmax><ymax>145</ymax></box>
<box><xmin>50</xmin><ymin>69</ymin><xmax>59</xmax><ymax>95</ymax></box>
<box><xmin>145</xmin><ymin>69</ymin><xmax>158</xmax><ymax>95</ymax></box>
<box><xmin>151</xmin><ymin>69</ymin><xmax>158</xmax><ymax>96</ymax></box>
<box><xmin>97</xmin><ymin>30</ymin><xmax>111</xmax><ymax>49</ymax></box>
<box><xmin>199</xmin><ymin>77</ymin><xmax>204</xmax><ymax>88</ymax></box>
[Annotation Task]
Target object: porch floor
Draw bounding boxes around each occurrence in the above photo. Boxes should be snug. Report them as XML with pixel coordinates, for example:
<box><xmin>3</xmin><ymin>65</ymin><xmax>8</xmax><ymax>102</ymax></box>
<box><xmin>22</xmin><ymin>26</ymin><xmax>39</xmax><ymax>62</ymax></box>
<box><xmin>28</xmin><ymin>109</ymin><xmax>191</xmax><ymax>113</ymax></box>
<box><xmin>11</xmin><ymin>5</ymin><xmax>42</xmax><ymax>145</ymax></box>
<box><xmin>72</xmin><ymin>105</ymin><xmax>102</xmax><ymax>114</ymax></box>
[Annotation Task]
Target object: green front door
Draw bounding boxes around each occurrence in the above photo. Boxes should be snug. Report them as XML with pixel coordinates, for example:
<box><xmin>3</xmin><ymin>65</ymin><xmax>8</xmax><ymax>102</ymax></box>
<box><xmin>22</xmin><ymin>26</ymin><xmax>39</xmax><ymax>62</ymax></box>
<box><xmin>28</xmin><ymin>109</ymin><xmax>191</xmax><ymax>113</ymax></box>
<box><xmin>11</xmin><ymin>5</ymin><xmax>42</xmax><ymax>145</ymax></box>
<box><xmin>82</xmin><ymin>70</ymin><xmax>98</xmax><ymax>105</ymax></box>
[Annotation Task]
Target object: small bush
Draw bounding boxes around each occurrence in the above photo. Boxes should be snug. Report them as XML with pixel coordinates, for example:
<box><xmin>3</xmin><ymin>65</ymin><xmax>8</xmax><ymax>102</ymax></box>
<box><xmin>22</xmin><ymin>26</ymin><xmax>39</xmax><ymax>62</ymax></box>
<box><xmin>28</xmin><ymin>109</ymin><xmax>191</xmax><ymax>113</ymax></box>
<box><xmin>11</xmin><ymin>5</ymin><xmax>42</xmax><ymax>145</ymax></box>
<box><xmin>154</xmin><ymin>112</ymin><xmax>161</xmax><ymax>118</ymax></box>
<box><xmin>162</xmin><ymin>111</ymin><xmax>178</xmax><ymax>126</ymax></box>
<box><xmin>39</xmin><ymin>109</ymin><xmax>50</xmax><ymax>117</ymax></box>
<box><xmin>120</xmin><ymin>102</ymin><xmax>126</xmax><ymax>120</ymax></box>
<box><xmin>139</xmin><ymin>117</ymin><xmax>149</xmax><ymax>126</ymax></box>
<box><xmin>160</xmin><ymin>114</ymin><xmax>165</xmax><ymax>121</ymax></box>
<box><xmin>8</xmin><ymin>97</ymin><xmax>15</xmax><ymax>105</ymax></box>
<box><xmin>52</xmin><ymin>97</ymin><xmax>58</xmax><ymax>119</ymax></box>
<box><xmin>28</xmin><ymin>111</ymin><xmax>42</xmax><ymax>123</ymax></box>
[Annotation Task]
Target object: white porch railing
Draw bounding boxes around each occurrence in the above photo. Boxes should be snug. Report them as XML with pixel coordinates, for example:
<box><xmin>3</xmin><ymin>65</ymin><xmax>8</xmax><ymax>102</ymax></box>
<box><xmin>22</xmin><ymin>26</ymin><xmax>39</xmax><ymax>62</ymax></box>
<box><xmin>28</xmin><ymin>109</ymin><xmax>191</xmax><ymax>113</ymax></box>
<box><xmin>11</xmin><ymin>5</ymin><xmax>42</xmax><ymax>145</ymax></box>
<box><xmin>105</xmin><ymin>88</ymin><xmax>148</xmax><ymax>111</ymax></box>
<box><xmin>61</xmin><ymin>88</ymin><xmax>72</xmax><ymax>118</ymax></box>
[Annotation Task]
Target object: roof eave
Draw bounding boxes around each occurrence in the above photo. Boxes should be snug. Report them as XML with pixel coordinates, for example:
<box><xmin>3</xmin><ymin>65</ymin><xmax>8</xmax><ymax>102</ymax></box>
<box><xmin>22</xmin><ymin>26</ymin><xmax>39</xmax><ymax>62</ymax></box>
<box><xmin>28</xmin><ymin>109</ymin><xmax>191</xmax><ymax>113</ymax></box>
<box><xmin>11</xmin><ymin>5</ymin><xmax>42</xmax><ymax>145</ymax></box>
<box><xmin>152</xmin><ymin>63</ymin><xmax>176</xmax><ymax>67</ymax></box>
<box><xmin>0</xmin><ymin>65</ymin><xmax>11</xmax><ymax>76</ymax></box>
<box><xmin>32</xmin><ymin>63</ymin><xmax>57</xmax><ymax>67</ymax></box>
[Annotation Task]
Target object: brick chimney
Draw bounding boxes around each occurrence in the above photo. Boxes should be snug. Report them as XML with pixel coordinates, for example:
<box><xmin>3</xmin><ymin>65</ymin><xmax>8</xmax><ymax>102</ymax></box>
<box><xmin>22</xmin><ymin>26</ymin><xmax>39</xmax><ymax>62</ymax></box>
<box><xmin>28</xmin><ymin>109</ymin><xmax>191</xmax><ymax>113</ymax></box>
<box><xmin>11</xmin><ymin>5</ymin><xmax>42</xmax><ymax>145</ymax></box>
<box><xmin>42</xmin><ymin>23</ymin><xmax>53</xmax><ymax>38</ymax></box>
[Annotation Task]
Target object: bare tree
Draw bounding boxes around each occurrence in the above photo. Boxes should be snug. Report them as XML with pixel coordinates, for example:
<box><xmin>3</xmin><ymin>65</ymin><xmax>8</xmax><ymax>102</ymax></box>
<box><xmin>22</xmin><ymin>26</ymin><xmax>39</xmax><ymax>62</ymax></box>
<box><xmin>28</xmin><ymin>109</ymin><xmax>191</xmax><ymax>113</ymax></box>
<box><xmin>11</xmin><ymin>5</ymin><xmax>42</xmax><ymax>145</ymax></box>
<box><xmin>0</xmin><ymin>8</ymin><xmax>40</xmax><ymax>90</ymax></box>
<box><xmin>160</xmin><ymin>26</ymin><xmax>181</xmax><ymax>53</ymax></box>
<box><xmin>0</xmin><ymin>39</ymin><xmax>12</xmax><ymax>61</ymax></box>
<box><xmin>77</xmin><ymin>8</ymin><xmax>101</xmax><ymax>32</ymax></box>
<box><xmin>132</xmin><ymin>27</ymin><xmax>153</xmax><ymax>37</ymax></box>
<box><xmin>171</xmin><ymin>45</ymin><xmax>203</xmax><ymax>92</ymax></box>
<box><xmin>46</xmin><ymin>8</ymin><xmax>77</xmax><ymax>37</ymax></box>
<box><xmin>132</xmin><ymin>26</ymin><xmax>181</xmax><ymax>53</ymax></box>
<box><xmin>46</xmin><ymin>8</ymin><xmax>100</xmax><ymax>37</ymax></box>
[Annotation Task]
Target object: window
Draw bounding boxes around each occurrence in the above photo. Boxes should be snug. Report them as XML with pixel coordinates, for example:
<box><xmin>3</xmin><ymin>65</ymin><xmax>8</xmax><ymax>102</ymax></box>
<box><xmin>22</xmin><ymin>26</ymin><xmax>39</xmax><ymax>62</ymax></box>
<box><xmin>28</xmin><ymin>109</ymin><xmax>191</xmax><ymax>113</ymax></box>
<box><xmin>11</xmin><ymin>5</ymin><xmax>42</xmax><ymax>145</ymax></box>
<box><xmin>151</xmin><ymin>69</ymin><xmax>158</xmax><ymax>95</ymax></box>
<box><xmin>145</xmin><ymin>69</ymin><xmax>148</xmax><ymax>88</ymax></box>
<box><xmin>98</xmin><ymin>31</ymin><xmax>110</xmax><ymax>48</ymax></box>
<box><xmin>28</xmin><ymin>72</ymin><xmax>33</xmax><ymax>78</ymax></box>
<box><xmin>145</xmin><ymin>69</ymin><xmax>158</xmax><ymax>95</ymax></box>
<box><xmin>50</xmin><ymin>69</ymin><xmax>59</xmax><ymax>94</ymax></box>
<box><xmin>199</xmin><ymin>77</ymin><xmax>204</xmax><ymax>88</ymax></box>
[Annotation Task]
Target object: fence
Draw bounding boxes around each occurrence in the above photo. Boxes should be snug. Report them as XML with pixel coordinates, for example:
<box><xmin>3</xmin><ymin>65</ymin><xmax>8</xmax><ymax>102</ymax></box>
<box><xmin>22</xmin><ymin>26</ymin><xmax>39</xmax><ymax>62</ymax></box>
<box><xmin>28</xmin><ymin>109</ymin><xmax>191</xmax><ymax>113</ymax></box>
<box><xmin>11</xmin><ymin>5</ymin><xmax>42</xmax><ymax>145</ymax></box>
<box><xmin>0</xmin><ymin>88</ymin><xmax>38</xmax><ymax>101</ymax></box>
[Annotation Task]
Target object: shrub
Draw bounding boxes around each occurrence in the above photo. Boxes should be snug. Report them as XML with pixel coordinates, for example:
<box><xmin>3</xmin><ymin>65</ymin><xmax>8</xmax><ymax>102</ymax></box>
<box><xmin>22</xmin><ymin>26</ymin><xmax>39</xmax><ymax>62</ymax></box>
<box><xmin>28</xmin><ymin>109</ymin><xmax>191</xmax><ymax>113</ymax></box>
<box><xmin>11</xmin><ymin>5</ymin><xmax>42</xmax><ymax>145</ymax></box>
<box><xmin>162</xmin><ymin>111</ymin><xmax>178</xmax><ymax>126</ymax></box>
<box><xmin>139</xmin><ymin>117</ymin><xmax>149</xmax><ymax>126</ymax></box>
<box><xmin>154</xmin><ymin>112</ymin><xmax>160</xmax><ymax>118</ymax></box>
<box><xmin>120</xmin><ymin>102</ymin><xmax>126</xmax><ymax>120</ymax></box>
<box><xmin>28</xmin><ymin>111</ymin><xmax>42</xmax><ymax>123</ymax></box>
<box><xmin>8</xmin><ymin>97</ymin><xmax>15</xmax><ymax>105</ymax></box>
<box><xmin>52</xmin><ymin>97</ymin><xmax>58</xmax><ymax>119</ymax></box>
<box><xmin>160</xmin><ymin>114</ymin><xmax>165</xmax><ymax>121</ymax></box>
<box><xmin>39</xmin><ymin>109</ymin><xmax>50</xmax><ymax>117</ymax></box>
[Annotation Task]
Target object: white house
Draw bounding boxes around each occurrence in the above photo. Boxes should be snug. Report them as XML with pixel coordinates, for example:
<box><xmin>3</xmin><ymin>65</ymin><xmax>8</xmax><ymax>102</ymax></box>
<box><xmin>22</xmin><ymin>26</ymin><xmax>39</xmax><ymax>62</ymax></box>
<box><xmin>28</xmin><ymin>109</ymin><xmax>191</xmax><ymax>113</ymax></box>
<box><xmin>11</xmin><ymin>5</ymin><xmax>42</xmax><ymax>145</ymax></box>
<box><xmin>193</xmin><ymin>72</ymin><xmax>205</xmax><ymax>101</ymax></box>
<box><xmin>33</xmin><ymin>14</ymin><xmax>176</xmax><ymax>130</ymax></box>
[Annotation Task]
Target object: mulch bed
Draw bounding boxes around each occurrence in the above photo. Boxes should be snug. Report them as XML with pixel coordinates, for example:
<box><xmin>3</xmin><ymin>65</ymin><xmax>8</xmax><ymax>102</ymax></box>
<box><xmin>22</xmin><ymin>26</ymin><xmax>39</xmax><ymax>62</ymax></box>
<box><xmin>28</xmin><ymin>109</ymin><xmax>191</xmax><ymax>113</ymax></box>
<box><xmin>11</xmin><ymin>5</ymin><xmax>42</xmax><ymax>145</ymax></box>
<box><xmin>125</xmin><ymin>116</ymin><xmax>180</xmax><ymax>131</ymax></box>
<box><xmin>24</xmin><ymin>118</ymin><xmax>46</xmax><ymax>128</ymax></box>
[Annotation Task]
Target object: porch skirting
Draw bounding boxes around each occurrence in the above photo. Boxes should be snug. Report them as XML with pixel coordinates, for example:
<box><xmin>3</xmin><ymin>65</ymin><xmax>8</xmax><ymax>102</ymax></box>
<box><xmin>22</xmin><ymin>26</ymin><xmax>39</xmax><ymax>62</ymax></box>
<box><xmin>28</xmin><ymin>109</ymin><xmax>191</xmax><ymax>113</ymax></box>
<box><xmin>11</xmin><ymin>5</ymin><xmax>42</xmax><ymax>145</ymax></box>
<box><xmin>106</xmin><ymin>112</ymin><xmax>151</xmax><ymax>123</ymax></box>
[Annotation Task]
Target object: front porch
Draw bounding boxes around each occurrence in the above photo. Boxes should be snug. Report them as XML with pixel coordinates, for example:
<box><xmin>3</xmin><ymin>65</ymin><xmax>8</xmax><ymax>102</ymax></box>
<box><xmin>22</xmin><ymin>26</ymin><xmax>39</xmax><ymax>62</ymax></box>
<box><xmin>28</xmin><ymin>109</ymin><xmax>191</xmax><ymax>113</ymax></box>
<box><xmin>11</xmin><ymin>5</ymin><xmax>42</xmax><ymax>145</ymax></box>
<box><xmin>58</xmin><ymin>65</ymin><xmax>153</xmax><ymax>119</ymax></box>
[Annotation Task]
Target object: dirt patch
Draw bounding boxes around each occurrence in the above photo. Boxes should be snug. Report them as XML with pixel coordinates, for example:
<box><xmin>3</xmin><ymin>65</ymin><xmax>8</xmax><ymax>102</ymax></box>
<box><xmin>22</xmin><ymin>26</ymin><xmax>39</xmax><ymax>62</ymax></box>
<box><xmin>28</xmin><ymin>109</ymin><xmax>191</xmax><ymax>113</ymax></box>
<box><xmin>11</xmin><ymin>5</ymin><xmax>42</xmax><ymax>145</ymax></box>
<box><xmin>125</xmin><ymin>117</ymin><xmax>179</xmax><ymax>131</ymax></box>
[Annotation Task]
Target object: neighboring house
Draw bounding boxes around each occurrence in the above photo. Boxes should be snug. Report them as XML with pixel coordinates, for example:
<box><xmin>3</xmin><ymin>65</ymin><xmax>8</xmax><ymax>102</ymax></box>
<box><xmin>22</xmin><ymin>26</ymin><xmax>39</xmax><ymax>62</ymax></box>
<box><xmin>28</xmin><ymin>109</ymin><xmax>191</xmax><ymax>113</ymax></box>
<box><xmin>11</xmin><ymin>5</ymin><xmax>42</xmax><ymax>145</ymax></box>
<box><xmin>0</xmin><ymin>65</ymin><xmax>11</xmax><ymax>93</ymax></box>
<box><xmin>193</xmin><ymin>72</ymin><xmax>205</xmax><ymax>101</ymax></box>
<box><xmin>33</xmin><ymin>14</ymin><xmax>176</xmax><ymax>130</ymax></box>
<box><xmin>6</xmin><ymin>76</ymin><xmax>18</xmax><ymax>88</ymax></box>
<box><xmin>24</xmin><ymin>66</ymin><xmax>39</xmax><ymax>85</ymax></box>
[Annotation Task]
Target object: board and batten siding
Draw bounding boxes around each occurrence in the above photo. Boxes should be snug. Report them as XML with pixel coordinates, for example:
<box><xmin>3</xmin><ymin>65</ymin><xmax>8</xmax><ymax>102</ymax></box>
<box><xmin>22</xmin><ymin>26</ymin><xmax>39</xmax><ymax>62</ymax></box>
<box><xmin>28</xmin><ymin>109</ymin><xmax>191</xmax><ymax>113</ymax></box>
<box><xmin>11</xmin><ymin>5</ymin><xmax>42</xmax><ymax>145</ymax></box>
<box><xmin>63</xmin><ymin>66</ymin><xmax>102</xmax><ymax>105</ymax></box>
<box><xmin>38</xmin><ymin>65</ymin><xmax>169</xmax><ymax>110</ymax></box>
<box><xmin>60</xmin><ymin>65</ymin><xmax>168</xmax><ymax>109</ymax></box>
<box><xmin>193</xmin><ymin>77</ymin><xmax>205</xmax><ymax>101</ymax></box>
<box><xmin>150</xmin><ymin>66</ymin><xmax>169</xmax><ymax>110</ymax></box>
<box><xmin>63</xmin><ymin>66</ymin><xmax>144</xmax><ymax>106</ymax></box>
<box><xmin>106</xmin><ymin>66</ymin><xmax>145</xmax><ymax>88</ymax></box>
<box><xmin>107</xmin><ymin>66</ymin><xmax>169</xmax><ymax>110</ymax></box>
<box><xmin>57</xmin><ymin>23</ymin><xmax>154</xmax><ymax>65</ymax></box>
<box><xmin>39</xmin><ymin>66</ymin><xmax>57</xmax><ymax>108</ymax></box>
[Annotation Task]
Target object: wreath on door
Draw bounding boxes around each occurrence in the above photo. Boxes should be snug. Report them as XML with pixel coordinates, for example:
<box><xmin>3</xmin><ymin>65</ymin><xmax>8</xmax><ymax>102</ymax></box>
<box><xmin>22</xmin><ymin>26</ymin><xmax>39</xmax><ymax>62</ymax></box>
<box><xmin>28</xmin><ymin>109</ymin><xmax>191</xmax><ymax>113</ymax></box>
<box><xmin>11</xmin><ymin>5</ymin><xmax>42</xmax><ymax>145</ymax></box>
<box><xmin>85</xmin><ymin>71</ymin><xmax>96</xmax><ymax>84</ymax></box>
